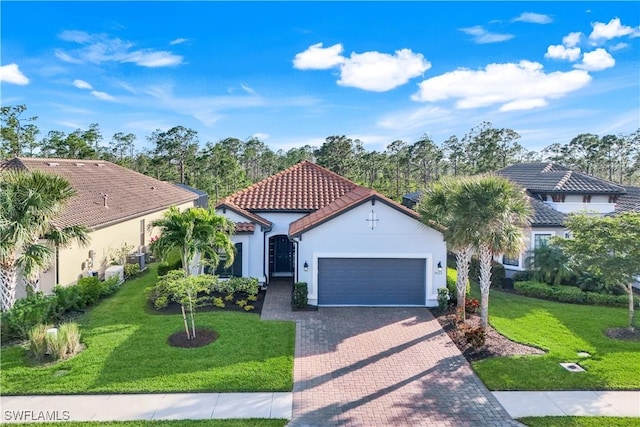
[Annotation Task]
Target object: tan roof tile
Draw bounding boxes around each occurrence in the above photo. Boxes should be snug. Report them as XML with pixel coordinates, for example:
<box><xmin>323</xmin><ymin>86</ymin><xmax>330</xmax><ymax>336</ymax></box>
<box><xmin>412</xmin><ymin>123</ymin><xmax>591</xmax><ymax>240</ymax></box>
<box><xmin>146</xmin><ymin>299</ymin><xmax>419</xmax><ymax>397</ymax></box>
<box><xmin>1</xmin><ymin>157</ymin><xmax>197</xmax><ymax>229</ymax></box>
<box><xmin>234</xmin><ymin>222</ymin><xmax>255</xmax><ymax>233</ymax></box>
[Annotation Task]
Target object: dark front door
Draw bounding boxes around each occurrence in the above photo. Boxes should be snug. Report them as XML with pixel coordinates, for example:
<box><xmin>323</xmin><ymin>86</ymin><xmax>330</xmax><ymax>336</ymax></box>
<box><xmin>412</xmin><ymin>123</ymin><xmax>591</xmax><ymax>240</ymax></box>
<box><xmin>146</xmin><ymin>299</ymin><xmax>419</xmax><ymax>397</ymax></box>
<box><xmin>269</xmin><ymin>235</ymin><xmax>294</xmax><ymax>277</ymax></box>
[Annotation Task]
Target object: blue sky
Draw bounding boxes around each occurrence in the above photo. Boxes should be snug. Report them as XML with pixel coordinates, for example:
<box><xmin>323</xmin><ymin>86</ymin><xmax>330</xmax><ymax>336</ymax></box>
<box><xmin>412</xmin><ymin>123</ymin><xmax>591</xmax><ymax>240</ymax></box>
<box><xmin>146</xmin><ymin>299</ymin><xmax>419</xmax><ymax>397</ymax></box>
<box><xmin>1</xmin><ymin>1</ymin><xmax>639</xmax><ymax>154</ymax></box>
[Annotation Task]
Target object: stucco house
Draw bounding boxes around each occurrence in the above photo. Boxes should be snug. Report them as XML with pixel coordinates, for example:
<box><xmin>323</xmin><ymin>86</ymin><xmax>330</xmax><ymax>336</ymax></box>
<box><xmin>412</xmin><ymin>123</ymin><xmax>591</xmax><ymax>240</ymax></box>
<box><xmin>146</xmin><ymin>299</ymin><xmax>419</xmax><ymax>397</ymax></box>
<box><xmin>215</xmin><ymin>161</ymin><xmax>447</xmax><ymax>307</ymax></box>
<box><xmin>403</xmin><ymin>162</ymin><xmax>638</xmax><ymax>277</ymax></box>
<box><xmin>1</xmin><ymin>157</ymin><xmax>198</xmax><ymax>298</ymax></box>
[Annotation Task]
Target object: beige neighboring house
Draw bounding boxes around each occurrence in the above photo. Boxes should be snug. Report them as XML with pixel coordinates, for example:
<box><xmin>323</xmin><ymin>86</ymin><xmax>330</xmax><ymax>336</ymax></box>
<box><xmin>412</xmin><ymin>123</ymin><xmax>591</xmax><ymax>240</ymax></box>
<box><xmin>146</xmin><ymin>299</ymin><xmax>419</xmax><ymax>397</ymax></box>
<box><xmin>1</xmin><ymin>157</ymin><xmax>198</xmax><ymax>298</ymax></box>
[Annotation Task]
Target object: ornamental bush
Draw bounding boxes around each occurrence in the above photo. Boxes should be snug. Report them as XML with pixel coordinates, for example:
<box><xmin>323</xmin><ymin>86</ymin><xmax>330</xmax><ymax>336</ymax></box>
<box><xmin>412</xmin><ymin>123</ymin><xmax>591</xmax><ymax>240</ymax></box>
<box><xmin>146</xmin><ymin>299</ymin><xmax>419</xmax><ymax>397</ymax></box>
<box><xmin>293</xmin><ymin>282</ymin><xmax>308</xmax><ymax>309</ymax></box>
<box><xmin>514</xmin><ymin>281</ymin><xmax>640</xmax><ymax>307</ymax></box>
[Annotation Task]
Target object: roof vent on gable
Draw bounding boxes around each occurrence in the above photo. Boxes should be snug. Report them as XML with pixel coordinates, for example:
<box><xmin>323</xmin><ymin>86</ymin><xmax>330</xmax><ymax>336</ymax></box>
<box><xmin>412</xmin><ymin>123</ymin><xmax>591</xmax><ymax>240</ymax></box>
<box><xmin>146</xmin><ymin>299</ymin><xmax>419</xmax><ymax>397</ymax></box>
<box><xmin>96</xmin><ymin>163</ymin><xmax>105</xmax><ymax>167</ymax></box>
<box><xmin>74</xmin><ymin>163</ymin><xmax>85</xmax><ymax>167</ymax></box>
<box><xmin>47</xmin><ymin>162</ymin><xmax>59</xmax><ymax>167</ymax></box>
<box><xmin>100</xmin><ymin>193</ymin><xmax>108</xmax><ymax>208</ymax></box>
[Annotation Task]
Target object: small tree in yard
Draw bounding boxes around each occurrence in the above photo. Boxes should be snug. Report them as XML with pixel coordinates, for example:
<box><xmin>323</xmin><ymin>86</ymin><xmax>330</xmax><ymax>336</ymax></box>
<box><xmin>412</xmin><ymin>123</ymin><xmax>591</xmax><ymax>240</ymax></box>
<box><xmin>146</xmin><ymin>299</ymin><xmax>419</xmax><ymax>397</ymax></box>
<box><xmin>559</xmin><ymin>212</ymin><xmax>640</xmax><ymax>330</ymax></box>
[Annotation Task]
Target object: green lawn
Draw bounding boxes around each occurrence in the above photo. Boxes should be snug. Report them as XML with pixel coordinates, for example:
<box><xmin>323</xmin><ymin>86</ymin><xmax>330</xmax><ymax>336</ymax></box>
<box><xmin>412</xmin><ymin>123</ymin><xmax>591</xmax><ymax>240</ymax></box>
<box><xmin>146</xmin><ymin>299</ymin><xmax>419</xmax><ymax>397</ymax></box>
<box><xmin>0</xmin><ymin>265</ymin><xmax>295</xmax><ymax>394</ymax></box>
<box><xmin>519</xmin><ymin>416</ymin><xmax>640</xmax><ymax>427</ymax></box>
<box><xmin>472</xmin><ymin>289</ymin><xmax>640</xmax><ymax>390</ymax></box>
<box><xmin>11</xmin><ymin>421</ymin><xmax>288</xmax><ymax>427</ymax></box>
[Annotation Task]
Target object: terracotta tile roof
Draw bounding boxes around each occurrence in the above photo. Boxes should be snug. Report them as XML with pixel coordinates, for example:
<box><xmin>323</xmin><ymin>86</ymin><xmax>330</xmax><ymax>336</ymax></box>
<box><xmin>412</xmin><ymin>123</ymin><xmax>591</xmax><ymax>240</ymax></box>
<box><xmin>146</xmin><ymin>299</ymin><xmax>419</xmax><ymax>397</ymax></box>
<box><xmin>234</xmin><ymin>222</ymin><xmax>255</xmax><ymax>233</ymax></box>
<box><xmin>1</xmin><ymin>157</ymin><xmax>197</xmax><ymax>229</ymax></box>
<box><xmin>220</xmin><ymin>161</ymin><xmax>358</xmax><ymax>211</ymax></box>
<box><xmin>289</xmin><ymin>186</ymin><xmax>420</xmax><ymax>236</ymax></box>
<box><xmin>498</xmin><ymin>162</ymin><xmax>626</xmax><ymax>194</ymax></box>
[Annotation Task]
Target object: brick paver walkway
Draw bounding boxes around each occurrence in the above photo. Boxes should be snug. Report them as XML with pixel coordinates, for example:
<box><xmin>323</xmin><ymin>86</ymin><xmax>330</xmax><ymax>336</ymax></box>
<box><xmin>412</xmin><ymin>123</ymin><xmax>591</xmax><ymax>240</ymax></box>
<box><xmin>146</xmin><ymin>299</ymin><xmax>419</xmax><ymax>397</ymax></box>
<box><xmin>262</xmin><ymin>280</ymin><xmax>522</xmax><ymax>427</ymax></box>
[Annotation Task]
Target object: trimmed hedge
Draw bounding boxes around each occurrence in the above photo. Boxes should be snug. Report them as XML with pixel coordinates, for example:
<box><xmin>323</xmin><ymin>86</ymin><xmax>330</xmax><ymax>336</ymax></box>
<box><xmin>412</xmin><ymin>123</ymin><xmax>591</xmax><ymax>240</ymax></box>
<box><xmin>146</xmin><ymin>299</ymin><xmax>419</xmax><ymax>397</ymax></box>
<box><xmin>514</xmin><ymin>280</ymin><xmax>640</xmax><ymax>307</ymax></box>
<box><xmin>292</xmin><ymin>282</ymin><xmax>308</xmax><ymax>309</ymax></box>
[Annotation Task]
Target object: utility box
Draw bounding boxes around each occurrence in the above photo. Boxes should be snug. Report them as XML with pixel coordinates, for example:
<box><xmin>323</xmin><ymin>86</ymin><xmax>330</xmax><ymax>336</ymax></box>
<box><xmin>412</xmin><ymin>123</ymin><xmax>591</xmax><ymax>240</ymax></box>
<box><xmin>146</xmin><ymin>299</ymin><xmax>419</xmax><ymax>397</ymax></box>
<box><xmin>105</xmin><ymin>265</ymin><xmax>124</xmax><ymax>284</ymax></box>
<box><xmin>127</xmin><ymin>253</ymin><xmax>146</xmax><ymax>271</ymax></box>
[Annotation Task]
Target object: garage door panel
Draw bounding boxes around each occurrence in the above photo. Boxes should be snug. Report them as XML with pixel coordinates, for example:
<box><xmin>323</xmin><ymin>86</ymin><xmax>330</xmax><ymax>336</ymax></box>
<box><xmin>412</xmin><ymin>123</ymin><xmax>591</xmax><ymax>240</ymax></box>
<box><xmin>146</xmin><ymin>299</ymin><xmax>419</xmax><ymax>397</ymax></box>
<box><xmin>318</xmin><ymin>258</ymin><xmax>425</xmax><ymax>305</ymax></box>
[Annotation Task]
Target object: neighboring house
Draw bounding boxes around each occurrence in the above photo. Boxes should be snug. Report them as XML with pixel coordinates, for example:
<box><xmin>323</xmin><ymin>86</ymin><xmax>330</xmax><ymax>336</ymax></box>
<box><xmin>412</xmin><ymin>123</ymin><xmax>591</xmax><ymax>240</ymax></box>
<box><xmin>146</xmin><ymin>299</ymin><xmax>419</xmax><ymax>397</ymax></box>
<box><xmin>0</xmin><ymin>157</ymin><xmax>198</xmax><ymax>298</ymax></box>
<box><xmin>215</xmin><ymin>161</ymin><xmax>447</xmax><ymax>307</ymax></box>
<box><xmin>403</xmin><ymin>163</ymin><xmax>637</xmax><ymax>277</ymax></box>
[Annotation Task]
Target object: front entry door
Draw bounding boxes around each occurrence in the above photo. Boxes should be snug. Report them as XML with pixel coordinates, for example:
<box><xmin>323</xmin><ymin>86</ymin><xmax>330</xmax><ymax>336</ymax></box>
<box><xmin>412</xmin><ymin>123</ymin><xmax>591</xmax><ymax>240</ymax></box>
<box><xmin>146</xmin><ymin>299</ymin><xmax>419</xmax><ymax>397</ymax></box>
<box><xmin>269</xmin><ymin>235</ymin><xmax>294</xmax><ymax>277</ymax></box>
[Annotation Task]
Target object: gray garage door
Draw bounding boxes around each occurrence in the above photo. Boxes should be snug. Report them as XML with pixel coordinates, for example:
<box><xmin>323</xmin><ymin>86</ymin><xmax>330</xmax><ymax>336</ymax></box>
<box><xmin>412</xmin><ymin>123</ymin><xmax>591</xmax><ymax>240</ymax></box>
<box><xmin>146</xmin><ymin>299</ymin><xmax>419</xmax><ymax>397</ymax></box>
<box><xmin>318</xmin><ymin>258</ymin><xmax>426</xmax><ymax>306</ymax></box>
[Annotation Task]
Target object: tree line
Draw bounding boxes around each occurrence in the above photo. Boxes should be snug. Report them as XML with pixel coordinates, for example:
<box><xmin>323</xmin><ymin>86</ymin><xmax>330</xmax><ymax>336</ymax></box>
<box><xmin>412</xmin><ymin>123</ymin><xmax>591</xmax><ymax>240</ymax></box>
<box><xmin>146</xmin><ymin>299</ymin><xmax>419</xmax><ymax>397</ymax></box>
<box><xmin>2</xmin><ymin>105</ymin><xmax>639</xmax><ymax>203</ymax></box>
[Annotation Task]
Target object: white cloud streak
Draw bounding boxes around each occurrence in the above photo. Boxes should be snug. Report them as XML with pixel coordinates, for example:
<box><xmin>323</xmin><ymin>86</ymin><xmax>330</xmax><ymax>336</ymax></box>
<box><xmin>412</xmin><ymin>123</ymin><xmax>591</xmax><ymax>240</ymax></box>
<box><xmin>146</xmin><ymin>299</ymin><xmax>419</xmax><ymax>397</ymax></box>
<box><xmin>412</xmin><ymin>61</ymin><xmax>592</xmax><ymax>112</ymax></box>
<box><xmin>90</xmin><ymin>90</ymin><xmax>116</xmax><ymax>101</ymax></box>
<box><xmin>73</xmin><ymin>79</ymin><xmax>93</xmax><ymax>90</ymax></box>
<box><xmin>545</xmin><ymin>45</ymin><xmax>581</xmax><ymax>61</ymax></box>
<box><xmin>56</xmin><ymin>30</ymin><xmax>184</xmax><ymax>68</ymax></box>
<box><xmin>0</xmin><ymin>63</ymin><xmax>29</xmax><ymax>85</ymax></box>
<box><xmin>293</xmin><ymin>43</ymin><xmax>430</xmax><ymax>92</ymax></box>
<box><xmin>513</xmin><ymin>12</ymin><xmax>553</xmax><ymax>24</ymax></box>
<box><xmin>170</xmin><ymin>38</ymin><xmax>188</xmax><ymax>46</ymax></box>
<box><xmin>459</xmin><ymin>26</ymin><xmax>514</xmax><ymax>44</ymax></box>
<box><xmin>589</xmin><ymin>18</ymin><xmax>639</xmax><ymax>42</ymax></box>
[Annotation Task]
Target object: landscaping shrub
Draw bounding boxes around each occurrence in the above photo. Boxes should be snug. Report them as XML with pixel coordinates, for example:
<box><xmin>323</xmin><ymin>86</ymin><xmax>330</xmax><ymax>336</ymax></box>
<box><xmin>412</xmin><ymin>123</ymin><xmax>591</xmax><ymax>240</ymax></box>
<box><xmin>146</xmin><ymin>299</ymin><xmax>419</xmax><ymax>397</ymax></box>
<box><xmin>437</xmin><ymin>288</ymin><xmax>449</xmax><ymax>310</ymax></box>
<box><xmin>446</xmin><ymin>267</ymin><xmax>470</xmax><ymax>306</ymax></box>
<box><xmin>461</xmin><ymin>324</ymin><xmax>486</xmax><ymax>348</ymax></box>
<box><xmin>157</xmin><ymin>258</ymin><xmax>182</xmax><ymax>277</ymax></box>
<box><xmin>227</xmin><ymin>277</ymin><xmax>259</xmax><ymax>295</ymax></box>
<box><xmin>470</xmin><ymin>258</ymin><xmax>506</xmax><ymax>288</ymax></box>
<box><xmin>1</xmin><ymin>292</ymin><xmax>55</xmax><ymax>341</ymax></box>
<box><xmin>512</xmin><ymin>270</ymin><xmax>535</xmax><ymax>282</ymax></box>
<box><xmin>514</xmin><ymin>281</ymin><xmax>640</xmax><ymax>307</ymax></box>
<box><xmin>28</xmin><ymin>322</ymin><xmax>82</xmax><ymax>362</ymax></box>
<box><xmin>293</xmin><ymin>282</ymin><xmax>308</xmax><ymax>309</ymax></box>
<box><xmin>465</xmin><ymin>298</ymin><xmax>479</xmax><ymax>313</ymax></box>
<box><xmin>124</xmin><ymin>263</ymin><xmax>141</xmax><ymax>278</ymax></box>
<box><xmin>52</xmin><ymin>284</ymin><xmax>83</xmax><ymax>314</ymax></box>
<box><xmin>76</xmin><ymin>277</ymin><xmax>102</xmax><ymax>306</ymax></box>
<box><xmin>147</xmin><ymin>270</ymin><xmax>186</xmax><ymax>309</ymax></box>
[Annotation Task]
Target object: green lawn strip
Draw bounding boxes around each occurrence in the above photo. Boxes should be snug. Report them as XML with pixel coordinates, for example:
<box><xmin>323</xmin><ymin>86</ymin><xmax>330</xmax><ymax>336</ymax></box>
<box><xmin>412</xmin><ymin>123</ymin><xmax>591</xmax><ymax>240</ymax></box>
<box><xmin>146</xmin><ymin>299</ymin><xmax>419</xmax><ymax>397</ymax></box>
<box><xmin>518</xmin><ymin>416</ymin><xmax>640</xmax><ymax>427</ymax></box>
<box><xmin>10</xmin><ymin>421</ymin><xmax>288</xmax><ymax>427</ymax></box>
<box><xmin>471</xmin><ymin>289</ymin><xmax>640</xmax><ymax>390</ymax></box>
<box><xmin>1</xmin><ymin>265</ymin><xmax>295</xmax><ymax>394</ymax></box>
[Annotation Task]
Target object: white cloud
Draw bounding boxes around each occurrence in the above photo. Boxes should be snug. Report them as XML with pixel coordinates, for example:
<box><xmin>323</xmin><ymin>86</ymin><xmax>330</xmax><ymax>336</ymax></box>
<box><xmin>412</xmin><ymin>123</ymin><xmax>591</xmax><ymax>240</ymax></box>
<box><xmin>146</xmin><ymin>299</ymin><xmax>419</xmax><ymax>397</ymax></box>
<box><xmin>293</xmin><ymin>43</ymin><xmax>345</xmax><ymax>69</ymax></box>
<box><xmin>412</xmin><ymin>61</ymin><xmax>592</xmax><ymax>111</ymax></box>
<box><xmin>251</xmin><ymin>132</ymin><xmax>270</xmax><ymax>140</ymax></box>
<box><xmin>90</xmin><ymin>90</ymin><xmax>116</xmax><ymax>101</ymax></box>
<box><xmin>122</xmin><ymin>50</ymin><xmax>183</xmax><ymax>67</ymax></box>
<box><xmin>459</xmin><ymin>26</ymin><xmax>514</xmax><ymax>44</ymax></box>
<box><xmin>513</xmin><ymin>12</ymin><xmax>553</xmax><ymax>24</ymax></box>
<box><xmin>56</xmin><ymin>31</ymin><xmax>184</xmax><ymax>68</ymax></box>
<box><xmin>589</xmin><ymin>18</ymin><xmax>639</xmax><ymax>42</ymax></box>
<box><xmin>563</xmin><ymin>32</ymin><xmax>583</xmax><ymax>47</ymax></box>
<box><xmin>170</xmin><ymin>38</ymin><xmax>188</xmax><ymax>46</ymax></box>
<box><xmin>0</xmin><ymin>63</ymin><xmax>29</xmax><ymax>85</ymax></box>
<box><xmin>73</xmin><ymin>79</ymin><xmax>93</xmax><ymax>90</ymax></box>
<box><xmin>241</xmin><ymin>83</ymin><xmax>256</xmax><ymax>95</ymax></box>
<box><xmin>574</xmin><ymin>48</ymin><xmax>615</xmax><ymax>71</ymax></box>
<box><xmin>293</xmin><ymin>43</ymin><xmax>430</xmax><ymax>92</ymax></box>
<box><xmin>338</xmin><ymin>49</ymin><xmax>431</xmax><ymax>92</ymax></box>
<box><xmin>545</xmin><ymin>45</ymin><xmax>581</xmax><ymax>61</ymax></box>
<box><xmin>610</xmin><ymin>42</ymin><xmax>629</xmax><ymax>51</ymax></box>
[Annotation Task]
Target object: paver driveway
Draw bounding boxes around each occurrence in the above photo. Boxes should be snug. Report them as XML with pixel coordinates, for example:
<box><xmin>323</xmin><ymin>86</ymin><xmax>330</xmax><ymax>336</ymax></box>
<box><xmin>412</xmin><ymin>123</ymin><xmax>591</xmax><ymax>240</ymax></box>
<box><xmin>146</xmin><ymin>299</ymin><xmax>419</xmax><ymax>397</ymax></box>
<box><xmin>263</xmin><ymin>281</ymin><xmax>521</xmax><ymax>427</ymax></box>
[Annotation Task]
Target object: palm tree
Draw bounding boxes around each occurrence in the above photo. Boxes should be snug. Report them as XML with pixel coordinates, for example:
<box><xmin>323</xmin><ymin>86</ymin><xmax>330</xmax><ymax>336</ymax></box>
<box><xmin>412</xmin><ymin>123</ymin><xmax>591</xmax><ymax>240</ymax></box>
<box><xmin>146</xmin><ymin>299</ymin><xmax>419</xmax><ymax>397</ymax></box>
<box><xmin>0</xmin><ymin>170</ymin><xmax>90</xmax><ymax>311</ymax></box>
<box><xmin>525</xmin><ymin>242</ymin><xmax>574</xmax><ymax>285</ymax></box>
<box><xmin>149</xmin><ymin>206</ymin><xmax>235</xmax><ymax>277</ymax></box>
<box><xmin>417</xmin><ymin>176</ymin><xmax>474</xmax><ymax>322</ymax></box>
<box><xmin>150</xmin><ymin>206</ymin><xmax>235</xmax><ymax>339</ymax></box>
<box><xmin>458</xmin><ymin>175</ymin><xmax>532</xmax><ymax>331</ymax></box>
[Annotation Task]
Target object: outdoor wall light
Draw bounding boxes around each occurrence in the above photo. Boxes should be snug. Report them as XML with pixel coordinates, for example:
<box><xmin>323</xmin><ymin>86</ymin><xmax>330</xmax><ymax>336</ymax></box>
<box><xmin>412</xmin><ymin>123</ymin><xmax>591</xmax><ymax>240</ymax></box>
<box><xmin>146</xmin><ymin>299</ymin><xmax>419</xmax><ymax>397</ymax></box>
<box><xmin>304</xmin><ymin>261</ymin><xmax>309</xmax><ymax>272</ymax></box>
<box><xmin>437</xmin><ymin>261</ymin><xmax>443</xmax><ymax>274</ymax></box>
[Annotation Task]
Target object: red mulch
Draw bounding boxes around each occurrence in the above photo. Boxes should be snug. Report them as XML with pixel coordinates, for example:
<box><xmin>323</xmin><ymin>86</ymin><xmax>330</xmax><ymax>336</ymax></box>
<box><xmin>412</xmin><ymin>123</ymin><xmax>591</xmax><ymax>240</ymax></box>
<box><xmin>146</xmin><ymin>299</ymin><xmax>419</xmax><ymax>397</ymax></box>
<box><xmin>167</xmin><ymin>328</ymin><xmax>219</xmax><ymax>348</ymax></box>
<box><xmin>432</xmin><ymin>307</ymin><xmax>545</xmax><ymax>362</ymax></box>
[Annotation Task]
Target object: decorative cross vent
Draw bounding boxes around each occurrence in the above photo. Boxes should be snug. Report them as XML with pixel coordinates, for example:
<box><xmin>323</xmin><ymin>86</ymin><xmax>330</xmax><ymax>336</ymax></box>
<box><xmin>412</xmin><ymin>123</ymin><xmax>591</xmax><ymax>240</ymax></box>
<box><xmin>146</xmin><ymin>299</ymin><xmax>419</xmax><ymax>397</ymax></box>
<box><xmin>366</xmin><ymin>210</ymin><xmax>379</xmax><ymax>230</ymax></box>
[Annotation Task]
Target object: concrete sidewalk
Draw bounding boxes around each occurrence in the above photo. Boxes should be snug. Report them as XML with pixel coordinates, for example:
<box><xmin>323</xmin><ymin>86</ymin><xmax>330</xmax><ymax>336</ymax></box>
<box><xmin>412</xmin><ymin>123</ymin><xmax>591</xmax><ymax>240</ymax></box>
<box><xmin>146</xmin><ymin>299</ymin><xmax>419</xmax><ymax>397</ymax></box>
<box><xmin>0</xmin><ymin>392</ymin><xmax>292</xmax><ymax>423</ymax></box>
<box><xmin>493</xmin><ymin>391</ymin><xmax>640</xmax><ymax>419</ymax></box>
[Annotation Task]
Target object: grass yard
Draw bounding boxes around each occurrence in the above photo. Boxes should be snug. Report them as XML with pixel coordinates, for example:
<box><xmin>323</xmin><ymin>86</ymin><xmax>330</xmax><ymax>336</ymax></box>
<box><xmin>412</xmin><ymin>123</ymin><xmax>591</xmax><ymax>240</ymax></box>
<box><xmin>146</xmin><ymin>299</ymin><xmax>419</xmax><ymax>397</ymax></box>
<box><xmin>472</xmin><ymin>289</ymin><xmax>640</xmax><ymax>390</ymax></box>
<box><xmin>519</xmin><ymin>416</ymin><xmax>640</xmax><ymax>427</ymax></box>
<box><xmin>0</xmin><ymin>265</ymin><xmax>295</xmax><ymax>395</ymax></box>
<box><xmin>10</xmin><ymin>421</ymin><xmax>288</xmax><ymax>427</ymax></box>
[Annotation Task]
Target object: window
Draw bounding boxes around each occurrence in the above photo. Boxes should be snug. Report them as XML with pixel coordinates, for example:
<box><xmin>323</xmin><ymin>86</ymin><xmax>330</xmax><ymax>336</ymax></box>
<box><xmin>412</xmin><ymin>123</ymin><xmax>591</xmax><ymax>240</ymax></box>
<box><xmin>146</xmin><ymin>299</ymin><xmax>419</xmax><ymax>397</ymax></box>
<box><xmin>533</xmin><ymin>233</ymin><xmax>552</xmax><ymax>249</ymax></box>
<box><xmin>214</xmin><ymin>243</ymin><xmax>242</xmax><ymax>278</ymax></box>
<box><xmin>502</xmin><ymin>255</ymin><xmax>520</xmax><ymax>267</ymax></box>
<box><xmin>583</xmin><ymin>195</ymin><xmax>592</xmax><ymax>203</ymax></box>
<box><xmin>551</xmin><ymin>194</ymin><xmax>565</xmax><ymax>202</ymax></box>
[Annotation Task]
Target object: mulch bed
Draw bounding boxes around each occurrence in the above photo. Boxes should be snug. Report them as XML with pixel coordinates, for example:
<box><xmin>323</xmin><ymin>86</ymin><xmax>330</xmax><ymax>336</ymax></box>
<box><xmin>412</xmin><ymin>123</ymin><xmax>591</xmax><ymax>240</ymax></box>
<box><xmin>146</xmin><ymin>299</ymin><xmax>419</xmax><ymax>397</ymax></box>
<box><xmin>605</xmin><ymin>327</ymin><xmax>640</xmax><ymax>341</ymax></box>
<box><xmin>168</xmin><ymin>328</ymin><xmax>219</xmax><ymax>348</ymax></box>
<box><xmin>148</xmin><ymin>290</ymin><xmax>266</xmax><ymax>315</ymax></box>
<box><xmin>432</xmin><ymin>307</ymin><xmax>545</xmax><ymax>362</ymax></box>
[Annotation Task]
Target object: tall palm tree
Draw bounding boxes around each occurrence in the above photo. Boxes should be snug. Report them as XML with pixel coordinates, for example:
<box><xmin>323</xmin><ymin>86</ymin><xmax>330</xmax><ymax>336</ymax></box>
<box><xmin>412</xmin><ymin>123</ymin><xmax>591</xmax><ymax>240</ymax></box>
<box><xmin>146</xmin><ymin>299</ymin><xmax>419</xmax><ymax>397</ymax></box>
<box><xmin>417</xmin><ymin>176</ymin><xmax>474</xmax><ymax>322</ymax></box>
<box><xmin>458</xmin><ymin>175</ymin><xmax>532</xmax><ymax>331</ymax></box>
<box><xmin>0</xmin><ymin>170</ymin><xmax>90</xmax><ymax>311</ymax></box>
<box><xmin>149</xmin><ymin>206</ymin><xmax>235</xmax><ymax>277</ymax></box>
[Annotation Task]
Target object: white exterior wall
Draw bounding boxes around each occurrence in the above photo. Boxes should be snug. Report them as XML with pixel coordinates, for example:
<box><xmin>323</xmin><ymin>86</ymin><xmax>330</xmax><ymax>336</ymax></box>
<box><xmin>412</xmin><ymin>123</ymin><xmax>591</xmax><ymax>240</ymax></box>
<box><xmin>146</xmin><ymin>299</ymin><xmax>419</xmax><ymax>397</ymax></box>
<box><xmin>544</xmin><ymin>194</ymin><xmax>614</xmax><ymax>215</ymax></box>
<box><xmin>294</xmin><ymin>202</ymin><xmax>446</xmax><ymax>307</ymax></box>
<box><xmin>500</xmin><ymin>226</ymin><xmax>566</xmax><ymax>273</ymax></box>
<box><xmin>215</xmin><ymin>208</ymin><xmax>265</xmax><ymax>281</ymax></box>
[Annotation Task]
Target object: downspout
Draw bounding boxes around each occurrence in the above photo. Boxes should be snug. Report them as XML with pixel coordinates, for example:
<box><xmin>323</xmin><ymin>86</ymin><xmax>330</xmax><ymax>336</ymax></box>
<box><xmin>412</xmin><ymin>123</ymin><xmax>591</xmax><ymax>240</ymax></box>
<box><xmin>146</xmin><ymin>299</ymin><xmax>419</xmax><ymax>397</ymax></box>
<box><xmin>290</xmin><ymin>236</ymin><xmax>300</xmax><ymax>283</ymax></box>
<box><xmin>262</xmin><ymin>226</ymin><xmax>272</xmax><ymax>284</ymax></box>
<box><xmin>55</xmin><ymin>244</ymin><xmax>59</xmax><ymax>285</ymax></box>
